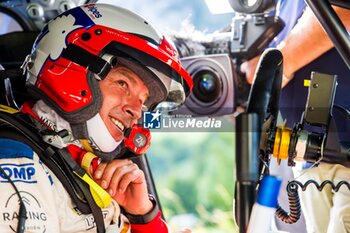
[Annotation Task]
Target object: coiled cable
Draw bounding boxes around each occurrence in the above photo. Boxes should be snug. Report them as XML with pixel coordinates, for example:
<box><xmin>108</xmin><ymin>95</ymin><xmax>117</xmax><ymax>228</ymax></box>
<box><xmin>288</xmin><ymin>179</ymin><xmax>350</xmax><ymax>192</ymax></box>
<box><xmin>275</xmin><ymin>179</ymin><xmax>350</xmax><ymax>224</ymax></box>
<box><xmin>275</xmin><ymin>181</ymin><xmax>301</xmax><ymax>224</ymax></box>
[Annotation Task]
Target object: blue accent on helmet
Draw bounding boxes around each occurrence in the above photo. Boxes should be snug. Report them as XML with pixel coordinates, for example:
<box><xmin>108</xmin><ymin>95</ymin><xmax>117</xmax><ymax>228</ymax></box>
<box><xmin>68</xmin><ymin>6</ymin><xmax>96</xmax><ymax>29</ymax></box>
<box><xmin>256</xmin><ymin>175</ymin><xmax>282</xmax><ymax>208</ymax></box>
<box><xmin>33</xmin><ymin>6</ymin><xmax>95</xmax><ymax>50</ymax></box>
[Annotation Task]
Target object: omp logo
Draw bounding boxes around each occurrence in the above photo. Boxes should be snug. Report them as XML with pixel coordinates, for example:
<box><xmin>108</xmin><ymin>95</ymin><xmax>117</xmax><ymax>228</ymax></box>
<box><xmin>2</xmin><ymin>191</ymin><xmax>47</xmax><ymax>232</ymax></box>
<box><xmin>87</xmin><ymin>5</ymin><xmax>102</xmax><ymax>18</ymax></box>
<box><xmin>0</xmin><ymin>163</ymin><xmax>36</xmax><ymax>183</ymax></box>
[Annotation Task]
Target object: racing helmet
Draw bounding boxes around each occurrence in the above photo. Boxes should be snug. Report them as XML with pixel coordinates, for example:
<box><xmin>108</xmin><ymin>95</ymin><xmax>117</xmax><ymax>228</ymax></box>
<box><xmin>24</xmin><ymin>3</ymin><xmax>193</xmax><ymax>158</ymax></box>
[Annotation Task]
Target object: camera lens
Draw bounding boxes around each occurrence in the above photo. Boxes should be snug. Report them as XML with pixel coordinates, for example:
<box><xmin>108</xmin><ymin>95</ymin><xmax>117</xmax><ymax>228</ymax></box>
<box><xmin>174</xmin><ymin>54</ymin><xmax>236</xmax><ymax>116</ymax></box>
<box><xmin>193</xmin><ymin>70</ymin><xmax>221</xmax><ymax>103</ymax></box>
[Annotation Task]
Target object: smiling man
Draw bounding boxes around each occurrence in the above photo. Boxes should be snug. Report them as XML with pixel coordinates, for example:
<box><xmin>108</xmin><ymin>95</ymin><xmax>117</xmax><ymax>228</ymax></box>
<box><xmin>0</xmin><ymin>3</ymin><xmax>192</xmax><ymax>233</ymax></box>
<box><xmin>98</xmin><ymin>66</ymin><xmax>149</xmax><ymax>141</ymax></box>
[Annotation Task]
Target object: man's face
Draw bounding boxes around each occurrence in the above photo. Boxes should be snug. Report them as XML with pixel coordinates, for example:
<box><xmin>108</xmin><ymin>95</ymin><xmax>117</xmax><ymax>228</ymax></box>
<box><xmin>99</xmin><ymin>66</ymin><xmax>149</xmax><ymax>141</ymax></box>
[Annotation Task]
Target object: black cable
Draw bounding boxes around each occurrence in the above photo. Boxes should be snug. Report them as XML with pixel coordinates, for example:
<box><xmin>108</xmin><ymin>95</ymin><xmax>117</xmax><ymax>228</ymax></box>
<box><xmin>289</xmin><ymin>179</ymin><xmax>350</xmax><ymax>192</ymax></box>
<box><xmin>275</xmin><ymin>181</ymin><xmax>301</xmax><ymax>224</ymax></box>
<box><xmin>0</xmin><ymin>165</ymin><xmax>27</xmax><ymax>233</ymax></box>
<box><xmin>258</xmin><ymin>152</ymin><xmax>270</xmax><ymax>174</ymax></box>
<box><xmin>276</xmin><ymin>179</ymin><xmax>350</xmax><ymax>224</ymax></box>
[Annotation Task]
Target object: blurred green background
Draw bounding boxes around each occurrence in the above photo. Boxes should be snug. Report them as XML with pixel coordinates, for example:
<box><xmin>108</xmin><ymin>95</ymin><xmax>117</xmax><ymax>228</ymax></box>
<box><xmin>147</xmin><ymin>125</ymin><xmax>238</xmax><ymax>232</ymax></box>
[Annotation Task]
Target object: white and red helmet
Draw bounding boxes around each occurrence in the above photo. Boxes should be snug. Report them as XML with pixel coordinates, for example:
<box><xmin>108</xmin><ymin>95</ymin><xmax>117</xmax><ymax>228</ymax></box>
<box><xmin>25</xmin><ymin>3</ymin><xmax>193</xmax><ymax>158</ymax></box>
<box><xmin>26</xmin><ymin>3</ymin><xmax>192</xmax><ymax>122</ymax></box>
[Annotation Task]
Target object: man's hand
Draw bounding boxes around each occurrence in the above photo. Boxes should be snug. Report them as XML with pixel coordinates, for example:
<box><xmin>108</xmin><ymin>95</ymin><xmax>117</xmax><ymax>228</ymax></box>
<box><xmin>241</xmin><ymin>55</ymin><xmax>292</xmax><ymax>88</ymax></box>
<box><xmin>240</xmin><ymin>56</ymin><xmax>261</xmax><ymax>85</ymax></box>
<box><xmin>93</xmin><ymin>159</ymin><xmax>153</xmax><ymax>215</ymax></box>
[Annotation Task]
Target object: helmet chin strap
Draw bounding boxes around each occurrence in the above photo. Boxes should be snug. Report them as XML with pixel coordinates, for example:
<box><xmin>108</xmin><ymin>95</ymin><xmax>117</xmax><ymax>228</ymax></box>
<box><xmin>85</xmin><ymin>113</ymin><xmax>124</xmax><ymax>162</ymax></box>
<box><xmin>86</xmin><ymin>113</ymin><xmax>122</xmax><ymax>153</ymax></box>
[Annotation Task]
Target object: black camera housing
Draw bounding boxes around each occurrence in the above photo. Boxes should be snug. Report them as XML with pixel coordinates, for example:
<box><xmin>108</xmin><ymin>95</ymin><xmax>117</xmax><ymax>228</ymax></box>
<box><xmin>230</xmin><ymin>15</ymin><xmax>285</xmax><ymax>60</ymax></box>
<box><xmin>173</xmin><ymin>54</ymin><xmax>249</xmax><ymax>117</ymax></box>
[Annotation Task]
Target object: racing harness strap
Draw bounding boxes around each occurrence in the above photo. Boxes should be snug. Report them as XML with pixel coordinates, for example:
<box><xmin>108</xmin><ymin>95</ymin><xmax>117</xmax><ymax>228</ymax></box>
<box><xmin>0</xmin><ymin>105</ymin><xmax>106</xmax><ymax>233</ymax></box>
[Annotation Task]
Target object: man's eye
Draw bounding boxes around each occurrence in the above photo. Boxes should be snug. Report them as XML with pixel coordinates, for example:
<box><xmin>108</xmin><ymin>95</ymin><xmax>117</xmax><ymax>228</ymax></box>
<box><xmin>117</xmin><ymin>80</ymin><xmax>128</xmax><ymax>88</ymax></box>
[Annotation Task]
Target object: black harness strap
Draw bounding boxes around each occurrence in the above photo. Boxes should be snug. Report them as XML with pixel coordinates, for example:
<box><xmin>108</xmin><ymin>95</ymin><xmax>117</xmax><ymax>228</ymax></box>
<box><xmin>57</xmin><ymin>148</ymin><xmax>106</xmax><ymax>233</ymax></box>
<box><xmin>0</xmin><ymin>111</ymin><xmax>106</xmax><ymax>233</ymax></box>
<box><xmin>0</xmin><ymin>69</ymin><xmax>24</xmax><ymax>81</ymax></box>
